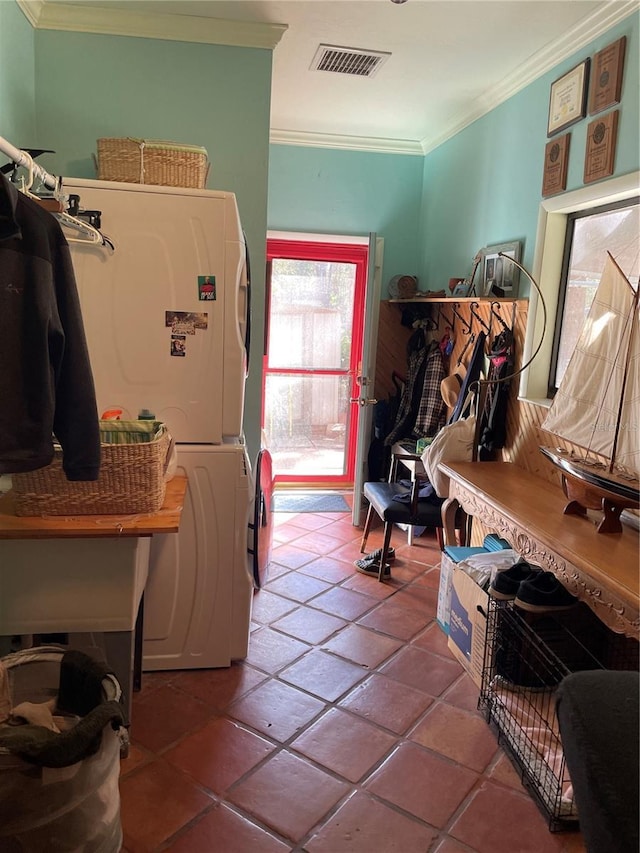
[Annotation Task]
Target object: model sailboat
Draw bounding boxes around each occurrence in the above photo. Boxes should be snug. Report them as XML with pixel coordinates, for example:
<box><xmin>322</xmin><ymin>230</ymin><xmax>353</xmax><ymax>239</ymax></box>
<box><xmin>540</xmin><ymin>252</ymin><xmax>639</xmax><ymax>533</ymax></box>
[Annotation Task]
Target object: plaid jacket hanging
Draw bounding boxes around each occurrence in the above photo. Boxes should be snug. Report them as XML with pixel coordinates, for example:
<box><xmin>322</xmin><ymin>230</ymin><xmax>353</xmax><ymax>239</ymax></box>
<box><xmin>412</xmin><ymin>345</ymin><xmax>446</xmax><ymax>438</ymax></box>
<box><xmin>384</xmin><ymin>338</ymin><xmax>446</xmax><ymax>446</ymax></box>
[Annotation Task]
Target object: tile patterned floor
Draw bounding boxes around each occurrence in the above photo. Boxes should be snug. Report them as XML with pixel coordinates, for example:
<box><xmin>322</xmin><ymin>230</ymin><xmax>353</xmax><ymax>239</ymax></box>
<box><xmin>120</xmin><ymin>497</ymin><xmax>587</xmax><ymax>853</ymax></box>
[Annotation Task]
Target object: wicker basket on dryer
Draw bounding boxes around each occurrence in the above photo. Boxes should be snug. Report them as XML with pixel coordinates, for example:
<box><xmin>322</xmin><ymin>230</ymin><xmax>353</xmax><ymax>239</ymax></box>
<box><xmin>96</xmin><ymin>138</ymin><xmax>209</xmax><ymax>188</ymax></box>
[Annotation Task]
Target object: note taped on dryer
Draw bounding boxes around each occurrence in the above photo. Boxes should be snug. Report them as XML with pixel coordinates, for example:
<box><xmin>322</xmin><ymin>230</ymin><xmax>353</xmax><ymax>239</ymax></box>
<box><xmin>166</xmin><ymin>311</ymin><xmax>208</xmax><ymax>356</ymax></box>
<box><xmin>171</xmin><ymin>335</ymin><xmax>186</xmax><ymax>357</ymax></box>
<box><xmin>198</xmin><ymin>275</ymin><xmax>216</xmax><ymax>301</ymax></box>
<box><xmin>165</xmin><ymin>311</ymin><xmax>208</xmax><ymax>334</ymax></box>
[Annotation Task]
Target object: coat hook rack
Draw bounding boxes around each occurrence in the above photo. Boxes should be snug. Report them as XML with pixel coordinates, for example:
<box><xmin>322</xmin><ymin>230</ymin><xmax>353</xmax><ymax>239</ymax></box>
<box><xmin>490</xmin><ymin>301</ymin><xmax>509</xmax><ymax>332</ymax></box>
<box><xmin>457</xmin><ymin>330</ymin><xmax>476</xmax><ymax>366</ymax></box>
<box><xmin>437</xmin><ymin>304</ymin><xmax>455</xmax><ymax>331</ymax></box>
<box><xmin>470</xmin><ymin>302</ymin><xmax>490</xmax><ymax>333</ymax></box>
<box><xmin>452</xmin><ymin>303</ymin><xmax>473</xmax><ymax>335</ymax></box>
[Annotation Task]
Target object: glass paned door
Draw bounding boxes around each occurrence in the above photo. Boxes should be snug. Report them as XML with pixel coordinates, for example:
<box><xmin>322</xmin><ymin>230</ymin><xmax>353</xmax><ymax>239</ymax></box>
<box><xmin>263</xmin><ymin>240</ymin><xmax>368</xmax><ymax>484</ymax></box>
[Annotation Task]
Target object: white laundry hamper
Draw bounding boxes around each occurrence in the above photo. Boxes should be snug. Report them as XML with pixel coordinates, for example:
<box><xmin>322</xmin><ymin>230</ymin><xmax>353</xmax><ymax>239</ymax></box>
<box><xmin>0</xmin><ymin>647</ymin><xmax>125</xmax><ymax>853</ymax></box>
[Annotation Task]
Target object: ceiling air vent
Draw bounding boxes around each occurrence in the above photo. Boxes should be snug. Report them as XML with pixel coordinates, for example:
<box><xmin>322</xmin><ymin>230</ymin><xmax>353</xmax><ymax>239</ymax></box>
<box><xmin>310</xmin><ymin>44</ymin><xmax>390</xmax><ymax>78</ymax></box>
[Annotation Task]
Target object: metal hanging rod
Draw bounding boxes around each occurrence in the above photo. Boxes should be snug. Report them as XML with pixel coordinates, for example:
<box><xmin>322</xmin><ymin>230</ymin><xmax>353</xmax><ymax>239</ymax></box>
<box><xmin>0</xmin><ymin>136</ymin><xmax>58</xmax><ymax>191</ymax></box>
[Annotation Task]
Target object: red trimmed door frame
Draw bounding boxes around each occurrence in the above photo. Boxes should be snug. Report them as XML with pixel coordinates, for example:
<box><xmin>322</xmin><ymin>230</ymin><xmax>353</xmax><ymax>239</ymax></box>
<box><xmin>263</xmin><ymin>238</ymin><xmax>368</xmax><ymax>486</ymax></box>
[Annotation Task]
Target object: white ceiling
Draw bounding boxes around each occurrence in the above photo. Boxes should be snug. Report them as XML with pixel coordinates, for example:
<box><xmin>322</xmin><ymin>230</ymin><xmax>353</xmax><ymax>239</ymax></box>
<box><xmin>33</xmin><ymin>0</ymin><xmax>638</xmax><ymax>153</ymax></box>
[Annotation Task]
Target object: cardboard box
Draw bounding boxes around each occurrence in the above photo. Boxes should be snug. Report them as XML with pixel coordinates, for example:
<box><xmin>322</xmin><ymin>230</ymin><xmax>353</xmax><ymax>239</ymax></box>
<box><xmin>447</xmin><ymin>566</ymin><xmax>490</xmax><ymax>688</ymax></box>
<box><xmin>437</xmin><ymin>547</ymin><xmax>485</xmax><ymax>635</ymax></box>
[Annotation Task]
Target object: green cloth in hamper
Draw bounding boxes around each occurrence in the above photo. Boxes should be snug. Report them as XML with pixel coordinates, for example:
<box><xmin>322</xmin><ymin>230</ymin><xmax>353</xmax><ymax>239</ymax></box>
<box><xmin>98</xmin><ymin>420</ymin><xmax>164</xmax><ymax>444</ymax></box>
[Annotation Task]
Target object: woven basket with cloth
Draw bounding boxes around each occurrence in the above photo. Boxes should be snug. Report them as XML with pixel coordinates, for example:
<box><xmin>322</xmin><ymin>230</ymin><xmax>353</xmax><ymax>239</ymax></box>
<box><xmin>11</xmin><ymin>421</ymin><xmax>172</xmax><ymax>516</ymax></box>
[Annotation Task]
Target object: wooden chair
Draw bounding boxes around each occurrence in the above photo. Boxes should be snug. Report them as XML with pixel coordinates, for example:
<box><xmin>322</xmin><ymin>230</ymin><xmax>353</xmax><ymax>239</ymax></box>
<box><xmin>360</xmin><ymin>451</ymin><xmax>467</xmax><ymax>582</ymax></box>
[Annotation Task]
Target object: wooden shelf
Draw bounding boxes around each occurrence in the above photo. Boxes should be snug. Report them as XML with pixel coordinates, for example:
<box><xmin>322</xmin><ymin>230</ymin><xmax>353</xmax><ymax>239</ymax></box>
<box><xmin>0</xmin><ymin>476</ymin><xmax>188</xmax><ymax>539</ymax></box>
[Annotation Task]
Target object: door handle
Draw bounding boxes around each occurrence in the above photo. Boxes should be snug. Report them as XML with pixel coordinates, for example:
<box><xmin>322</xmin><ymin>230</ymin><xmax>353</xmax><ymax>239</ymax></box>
<box><xmin>349</xmin><ymin>397</ymin><xmax>378</xmax><ymax>406</ymax></box>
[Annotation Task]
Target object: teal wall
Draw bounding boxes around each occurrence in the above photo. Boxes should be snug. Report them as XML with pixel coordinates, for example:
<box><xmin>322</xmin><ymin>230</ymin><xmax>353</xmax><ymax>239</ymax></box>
<box><xmin>30</xmin><ymin>29</ymin><xmax>272</xmax><ymax>459</ymax></box>
<box><xmin>267</xmin><ymin>12</ymin><xmax>639</xmax><ymax>300</ymax></box>
<box><xmin>419</xmin><ymin>12</ymin><xmax>639</xmax><ymax>295</ymax></box>
<box><xmin>2</xmin><ymin>1</ymin><xmax>638</xmax><ymax>451</ymax></box>
<box><xmin>267</xmin><ymin>145</ymin><xmax>424</xmax><ymax>289</ymax></box>
<box><xmin>0</xmin><ymin>2</ymin><xmax>36</xmax><ymax>144</ymax></box>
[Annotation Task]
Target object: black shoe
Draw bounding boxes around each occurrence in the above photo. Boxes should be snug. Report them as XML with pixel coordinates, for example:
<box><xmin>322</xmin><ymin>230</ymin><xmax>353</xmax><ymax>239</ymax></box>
<box><xmin>514</xmin><ymin>571</ymin><xmax>579</xmax><ymax>612</ymax></box>
<box><xmin>354</xmin><ymin>547</ymin><xmax>395</xmax><ymax>570</ymax></box>
<box><xmin>356</xmin><ymin>561</ymin><xmax>391</xmax><ymax>578</ymax></box>
<box><xmin>489</xmin><ymin>561</ymin><xmax>543</xmax><ymax>600</ymax></box>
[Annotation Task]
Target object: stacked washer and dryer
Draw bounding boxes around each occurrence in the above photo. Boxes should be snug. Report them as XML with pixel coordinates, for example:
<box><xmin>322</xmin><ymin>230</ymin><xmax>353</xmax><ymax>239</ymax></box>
<box><xmin>65</xmin><ymin>177</ymin><xmax>272</xmax><ymax>672</ymax></box>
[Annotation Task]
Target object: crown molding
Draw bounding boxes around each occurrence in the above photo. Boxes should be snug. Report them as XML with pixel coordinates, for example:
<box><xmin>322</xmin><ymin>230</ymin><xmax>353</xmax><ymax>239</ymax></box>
<box><xmin>421</xmin><ymin>0</ymin><xmax>640</xmax><ymax>154</ymax></box>
<box><xmin>24</xmin><ymin>2</ymin><xmax>287</xmax><ymax>49</ymax></box>
<box><xmin>270</xmin><ymin>129</ymin><xmax>423</xmax><ymax>156</ymax></box>
<box><xmin>16</xmin><ymin>0</ymin><xmax>44</xmax><ymax>27</ymax></box>
<box><xmin>17</xmin><ymin>0</ymin><xmax>639</xmax><ymax>156</ymax></box>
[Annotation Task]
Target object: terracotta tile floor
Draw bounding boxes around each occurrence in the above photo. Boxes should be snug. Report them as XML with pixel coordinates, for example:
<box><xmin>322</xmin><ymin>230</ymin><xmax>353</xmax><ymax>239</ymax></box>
<box><xmin>120</xmin><ymin>497</ymin><xmax>587</xmax><ymax>853</ymax></box>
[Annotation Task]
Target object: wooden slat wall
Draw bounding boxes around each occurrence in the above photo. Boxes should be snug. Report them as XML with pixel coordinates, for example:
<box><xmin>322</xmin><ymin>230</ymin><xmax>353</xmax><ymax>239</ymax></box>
<box><xmin>372</xmin><ymin>298</ymin><xmax>572</xmax><ymax>544</ymax></box>
<box><xmin>373</xmin><ymin>299</ymin><xmax>568</xmax><ymax>478</ymax></box>
<box><xmin>373</xmin><ymin>301</ymin><xmax>413</xmax><ymax>401</ymax></box>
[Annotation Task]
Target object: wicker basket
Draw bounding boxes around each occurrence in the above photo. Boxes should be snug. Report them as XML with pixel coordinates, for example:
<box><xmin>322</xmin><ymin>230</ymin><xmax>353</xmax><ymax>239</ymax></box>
<box><xmin>97</xmin><ymin>138</ymin><xmax>209</xmax><ymax>188</ymax></box>
<box><xmin>12</xmin><ymin>422</ymin><xmax>171</xmax><ymax>516</ymax></box>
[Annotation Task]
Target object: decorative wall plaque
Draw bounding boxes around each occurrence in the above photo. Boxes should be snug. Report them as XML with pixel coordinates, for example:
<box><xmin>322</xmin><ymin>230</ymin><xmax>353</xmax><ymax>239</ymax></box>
<box><xmin>542</xmin><ymin>133</ymin><xmax>570</xmax><ymax>197</ymax></box>
<box><xmin>584</xmin><ymin>110</ymin><xmax>619</xmax><ymax>184</ymax></box>
<box><xmin>589</xmin><ymin>36</ymin><xmax>626</xmax><ymax>115</ymax></box>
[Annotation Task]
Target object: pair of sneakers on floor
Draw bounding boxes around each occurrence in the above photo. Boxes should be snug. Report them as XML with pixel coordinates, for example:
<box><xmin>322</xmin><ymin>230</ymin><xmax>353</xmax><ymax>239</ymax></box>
<box><xmin>489</xmin><ymin>561</ymin><xmax>578</xmax><ymax>611</ymax></box>
<box><xmin>354</xmin><ymin>547</ymin><xmax>396</xmax><ymax>577</ymax></box>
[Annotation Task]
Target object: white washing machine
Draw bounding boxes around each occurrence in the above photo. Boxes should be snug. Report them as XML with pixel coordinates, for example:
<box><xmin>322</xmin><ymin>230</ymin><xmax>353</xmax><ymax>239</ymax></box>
<box><xmin>142</xmin><ymin>441</ymin><xmax>253</xmax><ymax>670</ymax></box>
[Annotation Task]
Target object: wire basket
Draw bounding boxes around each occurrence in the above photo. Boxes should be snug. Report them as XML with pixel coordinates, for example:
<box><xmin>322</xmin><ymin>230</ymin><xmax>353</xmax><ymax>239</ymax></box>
<box><xmin>479</xmin><ymin>599</ymin><xmax>638</xmax><ymax>830</ymax></box>
<box><xmin>12</xmin><ymin>421</ymin><xmax>172</xmax><ymax>516</ymax></box>
<box><xmin>97</xmin><ymin>138</ymin><xmax>209</xmax><ymax>188</ymax></box>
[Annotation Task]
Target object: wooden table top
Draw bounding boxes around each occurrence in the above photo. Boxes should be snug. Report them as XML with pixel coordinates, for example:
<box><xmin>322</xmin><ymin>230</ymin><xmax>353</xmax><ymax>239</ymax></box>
<box><xmin>0</xmin><ymin>476</ymin><xmax>187</xmax><ymax>539</ymax></box>
<box><xmin>439</xmin><ymin>461</ymin><xmax>639</xmax><ymax>637</ymax></box>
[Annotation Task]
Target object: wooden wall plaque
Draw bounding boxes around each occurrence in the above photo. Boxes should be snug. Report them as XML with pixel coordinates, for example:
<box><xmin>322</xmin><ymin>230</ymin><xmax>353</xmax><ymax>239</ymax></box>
<box><xmin>542</xmin><ymin>134</ymin><xmax>570</xmax><ymax>197</ymax></box>
<box><xmin>584</xmin><ymin>110</ymin><xmax>619</xmax><ymax>184</ymax></box>
<box><xmin>589</xmin><ymin>36</ymin><xmax>626</xmax><ymax>115</ymax></box>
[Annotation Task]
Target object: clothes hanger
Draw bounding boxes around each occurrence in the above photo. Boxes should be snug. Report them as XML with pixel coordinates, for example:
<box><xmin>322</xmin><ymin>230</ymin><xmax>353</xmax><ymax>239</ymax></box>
<box><xmin>55</xmin><ymin>209</ymin><xmax>108</xmax><ymax>245</ymax></box>
<box><xmin>12</xmin><ymin>150</ymin><xmax>114</xmax><ymax>249</ymax></box>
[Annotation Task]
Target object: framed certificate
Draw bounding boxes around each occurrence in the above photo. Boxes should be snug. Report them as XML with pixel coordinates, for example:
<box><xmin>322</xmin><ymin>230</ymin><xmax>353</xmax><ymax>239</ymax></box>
<box><xmin>548</xmin><ymin>59</ymin><xmax>590</xmax><ymax>136</ymax></box>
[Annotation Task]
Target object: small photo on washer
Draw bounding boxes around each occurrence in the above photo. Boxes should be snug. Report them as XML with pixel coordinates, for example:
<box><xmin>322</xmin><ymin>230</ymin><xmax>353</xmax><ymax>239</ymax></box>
<box><xmin>170</xmin><ymin>334</ymin><xmax>186</xmax><ymax>357</ymax></box>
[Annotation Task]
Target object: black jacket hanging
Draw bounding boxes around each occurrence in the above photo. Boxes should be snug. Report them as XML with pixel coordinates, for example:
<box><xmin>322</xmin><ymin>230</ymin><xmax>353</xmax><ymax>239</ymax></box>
<box><xmin>478</xmin><ymin>328</ymin><xmax>514</xmax><ymax>459</ymax></box>
<box><xmin>447</xmin><ymin>331</ymin><xmax>487</xmax><ymax>425</ymax></box>
<box><xmin>0</xmin><ymin>174</ymin><xmax>100</xmax><ymax>480</ymax></box>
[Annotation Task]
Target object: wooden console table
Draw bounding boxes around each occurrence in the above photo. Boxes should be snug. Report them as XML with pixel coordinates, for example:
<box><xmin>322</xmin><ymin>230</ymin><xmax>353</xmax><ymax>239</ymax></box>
<box><xmin>439</xmin><ymin>461</ymin><xmax>639</xmax><ymax>640</ymax></box>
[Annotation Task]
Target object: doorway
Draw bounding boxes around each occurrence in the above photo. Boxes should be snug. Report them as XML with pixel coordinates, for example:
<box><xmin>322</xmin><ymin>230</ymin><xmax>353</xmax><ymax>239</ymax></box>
<box><xmin>263</xmin><ymin>238</ymin><xmax>369</xmax><ymax>486</ymax></box>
